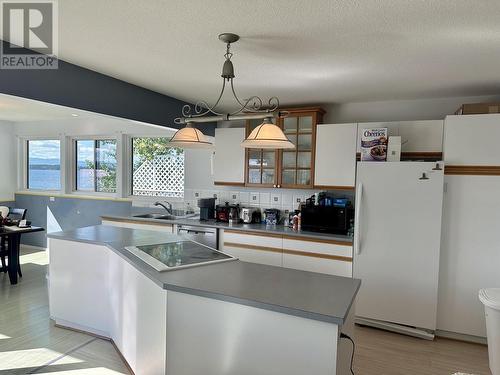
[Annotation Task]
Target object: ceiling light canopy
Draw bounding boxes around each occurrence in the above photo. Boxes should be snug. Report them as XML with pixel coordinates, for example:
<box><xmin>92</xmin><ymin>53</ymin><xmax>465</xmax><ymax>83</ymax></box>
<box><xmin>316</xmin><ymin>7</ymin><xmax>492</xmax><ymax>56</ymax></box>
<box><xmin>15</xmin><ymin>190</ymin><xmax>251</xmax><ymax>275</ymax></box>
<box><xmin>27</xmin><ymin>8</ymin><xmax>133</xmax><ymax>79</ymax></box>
<box><xmin>171</xmin><ymin>33</ymin><xmax>293</xmax><ymax>150</ymax></box>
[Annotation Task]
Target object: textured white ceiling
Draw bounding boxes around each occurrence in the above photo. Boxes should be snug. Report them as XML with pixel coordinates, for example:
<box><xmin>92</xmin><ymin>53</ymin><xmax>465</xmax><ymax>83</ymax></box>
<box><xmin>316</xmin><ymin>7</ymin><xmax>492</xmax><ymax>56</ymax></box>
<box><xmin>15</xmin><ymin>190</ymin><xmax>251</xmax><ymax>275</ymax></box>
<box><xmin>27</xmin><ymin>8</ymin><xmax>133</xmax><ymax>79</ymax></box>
<box><xmin>30</xmin><ymin>1</ymin><xmax>500</xmax><ymax>108</ymax></box>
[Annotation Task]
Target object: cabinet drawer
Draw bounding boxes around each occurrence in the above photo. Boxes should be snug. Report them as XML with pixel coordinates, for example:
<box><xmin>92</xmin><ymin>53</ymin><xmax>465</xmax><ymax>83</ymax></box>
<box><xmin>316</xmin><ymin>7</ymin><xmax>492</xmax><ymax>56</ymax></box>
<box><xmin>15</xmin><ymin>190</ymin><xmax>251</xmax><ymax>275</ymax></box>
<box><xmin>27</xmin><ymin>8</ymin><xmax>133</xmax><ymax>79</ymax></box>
<box><xmin>283</xmin><ymin>253</ymin><xmax>352</xmax><ymax>277</ymax></box>
<box><xmin>222</xmin><ymin>230</ymin><xmax>283</xmax><ymax>267</ymax></box>
<box><xmin>282</xmin><ymin>237</ymin><xmax>353</xmax><ymax>259</ymax></box>
<box><xmin>282</xmin><ymin>237</ymin><xmax>353</xmax><ymax>277</ymax></box>
<box><xmin>223</xmin><ymin>230</ymin><xmax>283</xmax><ymax>249</ymax></box>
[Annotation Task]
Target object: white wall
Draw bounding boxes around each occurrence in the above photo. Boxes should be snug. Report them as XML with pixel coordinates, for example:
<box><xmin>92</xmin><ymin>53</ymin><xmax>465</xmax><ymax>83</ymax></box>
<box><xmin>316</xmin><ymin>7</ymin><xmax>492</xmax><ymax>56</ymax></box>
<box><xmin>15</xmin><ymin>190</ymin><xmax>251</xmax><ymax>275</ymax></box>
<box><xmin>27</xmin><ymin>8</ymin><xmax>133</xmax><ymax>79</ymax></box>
<box><xmin>0</xmin><ymin>120</ymin><xmax>16</xmax><ymax>201</ymax></box>
<box><xmin>324</xmin><ymin>94</ymin><xmax>500</xmax><ymax>124</ymax></box>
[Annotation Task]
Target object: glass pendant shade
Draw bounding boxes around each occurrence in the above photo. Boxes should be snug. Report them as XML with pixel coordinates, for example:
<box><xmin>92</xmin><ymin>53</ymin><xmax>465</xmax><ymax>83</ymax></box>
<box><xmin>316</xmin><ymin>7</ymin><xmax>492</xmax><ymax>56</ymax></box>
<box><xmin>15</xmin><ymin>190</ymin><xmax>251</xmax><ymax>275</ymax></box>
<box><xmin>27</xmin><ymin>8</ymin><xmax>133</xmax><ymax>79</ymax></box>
<box><xmin>169</xmin><ymin>124</ymin><xmax>213</xmax><ymax>148</ymax></box>
<box><xmin>241</xmin><ymin>120</ymin><xmax>295</xmax><ymax>149</ymax></box>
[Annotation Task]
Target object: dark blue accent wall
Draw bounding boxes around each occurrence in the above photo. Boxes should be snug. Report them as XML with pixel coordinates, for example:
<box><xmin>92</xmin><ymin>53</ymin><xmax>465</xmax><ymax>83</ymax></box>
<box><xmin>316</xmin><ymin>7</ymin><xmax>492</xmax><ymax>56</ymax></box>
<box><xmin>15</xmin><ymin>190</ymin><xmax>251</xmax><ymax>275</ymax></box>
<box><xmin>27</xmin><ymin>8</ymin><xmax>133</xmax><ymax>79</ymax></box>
<box><xmin>0</xmin><ymin>40</ymin><xmax>215</xmax><ymax>136</ymax></box>
<box><xmin>14</xmin><ymin>194</ymin><xmax>132</xmax><ymax>247</ymax></box>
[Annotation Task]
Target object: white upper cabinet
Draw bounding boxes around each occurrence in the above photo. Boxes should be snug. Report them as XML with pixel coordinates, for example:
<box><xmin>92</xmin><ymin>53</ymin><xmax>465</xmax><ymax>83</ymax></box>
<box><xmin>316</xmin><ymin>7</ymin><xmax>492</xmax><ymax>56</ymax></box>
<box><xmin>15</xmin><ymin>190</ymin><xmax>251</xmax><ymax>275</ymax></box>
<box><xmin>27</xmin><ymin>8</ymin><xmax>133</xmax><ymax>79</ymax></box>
<box><xmin>357</xmin><ymin>120</ymin><xmax>444</xmax><ymax>153</ymax></box>
<box><xmin>214</xmin><ymin>128</ymin><xmax>246</xmax><ymax>184</ymax></box>
<box><xmin>443</xmin><ymin>114</ymin><xmax>500</xmax><ymax>165</ymax></box>
<box><xmin>314</xmin><ymin>123</ymin><xmax>357</xmax><ymax>188</ymax></box>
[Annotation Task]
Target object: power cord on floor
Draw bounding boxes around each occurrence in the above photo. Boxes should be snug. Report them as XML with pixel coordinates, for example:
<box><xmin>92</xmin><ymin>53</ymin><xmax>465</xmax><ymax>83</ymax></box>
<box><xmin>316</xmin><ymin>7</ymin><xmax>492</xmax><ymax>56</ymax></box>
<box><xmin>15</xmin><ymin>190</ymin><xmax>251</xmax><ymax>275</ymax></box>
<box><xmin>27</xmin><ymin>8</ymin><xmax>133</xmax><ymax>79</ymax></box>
<box><xmin>340</xmin><ymin>332</ymin><xmax>355</xmax><ymax>375</ymax></box>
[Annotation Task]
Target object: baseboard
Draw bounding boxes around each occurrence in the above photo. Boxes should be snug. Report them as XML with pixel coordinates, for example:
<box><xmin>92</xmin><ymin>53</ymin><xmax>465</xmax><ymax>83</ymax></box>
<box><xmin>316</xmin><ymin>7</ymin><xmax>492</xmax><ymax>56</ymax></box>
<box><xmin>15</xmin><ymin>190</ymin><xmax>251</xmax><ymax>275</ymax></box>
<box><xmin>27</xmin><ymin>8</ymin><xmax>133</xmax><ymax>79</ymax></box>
<box><xmin>435</xmin><ymin>329</ymin><xmax>487</xmax><ymax>345</ymax></box>
<box><xmin>53</xmin><ymin>319</ymin><xmax>135</xmax><ymax>375</ymax></box>
<box><xmin>355</xmin><ymin>317</ymin><xmax>435</xmax><ymax>340</ymax></box>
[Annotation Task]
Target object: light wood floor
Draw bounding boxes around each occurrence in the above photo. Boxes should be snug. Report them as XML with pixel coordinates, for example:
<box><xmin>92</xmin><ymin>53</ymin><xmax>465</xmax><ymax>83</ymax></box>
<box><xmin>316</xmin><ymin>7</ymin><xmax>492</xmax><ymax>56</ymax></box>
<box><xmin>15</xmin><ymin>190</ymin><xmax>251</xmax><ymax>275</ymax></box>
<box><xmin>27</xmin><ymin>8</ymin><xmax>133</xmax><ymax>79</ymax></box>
<box><xmin>0</xmin><ymin>248</ymin><xmax>492</xmax><ymax>375</ymax></box>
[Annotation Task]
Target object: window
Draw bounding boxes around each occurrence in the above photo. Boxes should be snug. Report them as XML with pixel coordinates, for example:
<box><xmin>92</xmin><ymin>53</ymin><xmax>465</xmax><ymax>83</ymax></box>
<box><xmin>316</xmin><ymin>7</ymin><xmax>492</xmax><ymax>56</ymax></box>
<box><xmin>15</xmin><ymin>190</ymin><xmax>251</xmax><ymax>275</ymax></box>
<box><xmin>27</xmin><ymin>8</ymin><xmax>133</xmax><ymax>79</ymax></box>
<box><xmin>131</xmin><ymin>137</ymin><xmax>184</xmax><ymax>198</ymax></box>
<box><xmin>27</xmin><ymin>140</ymin><xmax>61</xmax><ymax>190</ymax></box>
<box><xmin>76</xmin><ymin>139</ymin><xmax>117</xmax><ymax>193</ymax></box>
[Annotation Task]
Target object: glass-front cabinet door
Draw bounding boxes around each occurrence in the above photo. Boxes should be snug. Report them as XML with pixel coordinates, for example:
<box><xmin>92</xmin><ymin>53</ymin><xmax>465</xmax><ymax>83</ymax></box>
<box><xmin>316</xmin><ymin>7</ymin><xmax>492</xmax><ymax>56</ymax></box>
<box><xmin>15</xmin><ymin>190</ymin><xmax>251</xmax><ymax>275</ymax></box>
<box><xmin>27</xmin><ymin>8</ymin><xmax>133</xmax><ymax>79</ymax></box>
<box><xmin>278</xmin><ymin>108</ymin><xmax>323</xmax><ymax>189</ymax></box>
<box><xmin>245</xmin><ymin>119</ymin><xmax>279</xmax><ymax>187</ymax></box>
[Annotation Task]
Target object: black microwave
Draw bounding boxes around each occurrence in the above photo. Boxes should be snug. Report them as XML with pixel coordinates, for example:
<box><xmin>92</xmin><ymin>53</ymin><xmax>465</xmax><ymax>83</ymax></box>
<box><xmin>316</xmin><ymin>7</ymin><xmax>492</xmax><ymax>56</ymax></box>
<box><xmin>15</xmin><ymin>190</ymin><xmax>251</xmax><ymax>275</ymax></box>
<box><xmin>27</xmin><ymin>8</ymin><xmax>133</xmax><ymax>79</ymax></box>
<box><xmin>300</xmin><ymin>205</ymin><xmax>354</xmax><ymax>235</ymax></box>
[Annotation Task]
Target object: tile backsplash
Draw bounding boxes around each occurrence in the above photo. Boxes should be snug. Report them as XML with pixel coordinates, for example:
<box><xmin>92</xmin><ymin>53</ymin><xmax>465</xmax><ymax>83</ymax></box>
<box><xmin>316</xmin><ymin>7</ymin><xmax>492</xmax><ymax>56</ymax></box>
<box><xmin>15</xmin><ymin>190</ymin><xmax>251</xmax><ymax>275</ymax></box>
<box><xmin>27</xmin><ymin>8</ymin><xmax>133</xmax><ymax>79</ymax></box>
<box><xmin>134</xmin><ymin>187</ymin><xmax>354</xmax><ymax>214</ymax></box>
<box><xmin>182</xmin><ymin>187</ymin><xmax>353</xmax><ymax>213</ymax></box>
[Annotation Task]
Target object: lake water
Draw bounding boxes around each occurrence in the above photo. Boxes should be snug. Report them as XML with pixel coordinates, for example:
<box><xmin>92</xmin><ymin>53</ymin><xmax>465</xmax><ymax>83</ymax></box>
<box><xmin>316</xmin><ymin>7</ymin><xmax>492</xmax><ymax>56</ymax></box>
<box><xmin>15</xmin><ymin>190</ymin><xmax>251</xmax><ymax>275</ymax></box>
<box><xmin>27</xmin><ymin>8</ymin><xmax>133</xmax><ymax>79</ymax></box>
<box><xmin>28</xmin><ymin>169</ymin><xmax>61</xmax><ymax>190</ymax></box>
<box><xmin>28</xmin><ymin>169</ymin><xmax>95</xmax><ymax>190</ymax></box>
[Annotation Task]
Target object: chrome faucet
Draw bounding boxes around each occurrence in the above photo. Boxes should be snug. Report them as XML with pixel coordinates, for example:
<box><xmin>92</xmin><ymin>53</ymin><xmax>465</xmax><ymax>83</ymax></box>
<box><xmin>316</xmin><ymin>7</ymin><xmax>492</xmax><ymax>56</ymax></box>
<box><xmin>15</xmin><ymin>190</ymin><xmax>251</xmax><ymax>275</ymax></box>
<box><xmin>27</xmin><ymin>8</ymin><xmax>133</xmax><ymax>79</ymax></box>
<box><xmin>154</xmin><ymin>201</ymin><xmax>173</xmax><ymax>214</ymax></box>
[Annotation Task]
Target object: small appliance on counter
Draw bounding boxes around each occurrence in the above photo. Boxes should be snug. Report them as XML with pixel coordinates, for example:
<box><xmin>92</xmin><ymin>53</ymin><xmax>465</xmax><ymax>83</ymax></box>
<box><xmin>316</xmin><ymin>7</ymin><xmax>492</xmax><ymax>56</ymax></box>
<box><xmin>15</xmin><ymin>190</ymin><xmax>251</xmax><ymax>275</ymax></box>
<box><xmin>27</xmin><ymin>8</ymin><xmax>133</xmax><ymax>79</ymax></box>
<box><xmin>300</xmin><ymin>192</ymin><xmax>354</xmax><ymax>234</ymax></box>
<box><xmin>264</xmin><ymin>209</ymin><xmax>280</xmax><ymax>225</ymax></box>
<box><xmin>198</xmin><ymin>198</ymin><xmax>216</xmax><ymax>221</ymax></box>
<box><xmin>216</xmin><ymin>202</ymin><xmax>241</xmax><ymax>223</ymax></box>
<box><xmin>240</xmin><ymin>207</ymin><xmax>261</xmax><ymax>224</ymax></box>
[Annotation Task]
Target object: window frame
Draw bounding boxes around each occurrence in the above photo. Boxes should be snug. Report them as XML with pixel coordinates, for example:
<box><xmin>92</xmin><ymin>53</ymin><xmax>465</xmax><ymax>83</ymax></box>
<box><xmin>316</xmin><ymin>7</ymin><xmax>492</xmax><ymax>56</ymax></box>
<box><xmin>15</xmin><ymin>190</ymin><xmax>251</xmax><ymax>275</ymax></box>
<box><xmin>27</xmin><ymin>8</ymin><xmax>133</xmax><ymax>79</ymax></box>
<box><xmin>127</xmin><ymin>134</ymin><xmax>185</xmax><ymax>203</ymax></box>
<box><xmin>70</xmin><ymin>135</ymin><xmax>119</xmax><ymax>197</ymax></box>
<box><xmin>21</xmin><ymin>137</ymin><xmax>64</xmax><ymax>193</ymax></box>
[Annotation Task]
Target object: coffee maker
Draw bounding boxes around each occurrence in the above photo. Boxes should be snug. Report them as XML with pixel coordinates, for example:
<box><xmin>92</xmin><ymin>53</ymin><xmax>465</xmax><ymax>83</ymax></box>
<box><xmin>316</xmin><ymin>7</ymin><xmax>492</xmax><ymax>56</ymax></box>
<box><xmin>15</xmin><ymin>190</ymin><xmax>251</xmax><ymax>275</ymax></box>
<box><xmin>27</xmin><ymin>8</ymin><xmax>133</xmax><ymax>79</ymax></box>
<box><xmin>198</xmin><ymin>198</ymin><xmax>216</xmax><ymax>221</ymax></box>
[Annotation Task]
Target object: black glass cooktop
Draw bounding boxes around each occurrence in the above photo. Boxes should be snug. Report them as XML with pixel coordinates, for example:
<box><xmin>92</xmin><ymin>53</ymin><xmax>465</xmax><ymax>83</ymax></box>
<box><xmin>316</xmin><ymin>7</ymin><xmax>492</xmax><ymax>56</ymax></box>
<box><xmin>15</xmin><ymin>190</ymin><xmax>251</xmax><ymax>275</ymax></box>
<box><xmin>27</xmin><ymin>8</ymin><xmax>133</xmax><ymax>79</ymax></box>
<box><xmin>128</xmin><ymin>241</ymin><xmax>235</xmax><ymax>271</ymax></box>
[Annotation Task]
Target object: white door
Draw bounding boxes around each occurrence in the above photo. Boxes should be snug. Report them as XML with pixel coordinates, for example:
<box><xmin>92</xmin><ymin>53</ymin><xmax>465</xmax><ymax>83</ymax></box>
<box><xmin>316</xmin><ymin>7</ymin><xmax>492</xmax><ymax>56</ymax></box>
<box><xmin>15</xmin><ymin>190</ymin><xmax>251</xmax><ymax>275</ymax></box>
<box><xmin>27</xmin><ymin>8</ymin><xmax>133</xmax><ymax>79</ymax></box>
<box><xmin>353</xmin><ymin>162</ymin><xmax>444</xmax><ymax>331</ymax></box>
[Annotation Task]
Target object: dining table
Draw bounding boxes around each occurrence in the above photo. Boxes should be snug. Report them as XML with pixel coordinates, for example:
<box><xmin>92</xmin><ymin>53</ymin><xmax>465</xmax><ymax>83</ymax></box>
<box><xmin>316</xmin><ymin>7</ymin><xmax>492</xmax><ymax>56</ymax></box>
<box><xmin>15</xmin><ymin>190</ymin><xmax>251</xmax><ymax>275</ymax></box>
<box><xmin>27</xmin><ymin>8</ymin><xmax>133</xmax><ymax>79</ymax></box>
<box><xmin>0</xmin><ymin>226</ymin><xmax>45</xmax><ymax>285</ymax></box>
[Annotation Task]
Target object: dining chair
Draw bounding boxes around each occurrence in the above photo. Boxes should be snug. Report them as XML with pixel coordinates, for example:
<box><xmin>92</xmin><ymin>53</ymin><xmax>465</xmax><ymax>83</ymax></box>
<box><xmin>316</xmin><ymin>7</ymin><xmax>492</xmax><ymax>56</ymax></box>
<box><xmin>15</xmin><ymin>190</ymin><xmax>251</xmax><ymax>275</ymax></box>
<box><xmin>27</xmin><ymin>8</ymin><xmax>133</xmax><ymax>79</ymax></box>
<box><xmin>0</xmin><ymin>208</ymin><xmax>27</xmax><ymax>275</ymax></box>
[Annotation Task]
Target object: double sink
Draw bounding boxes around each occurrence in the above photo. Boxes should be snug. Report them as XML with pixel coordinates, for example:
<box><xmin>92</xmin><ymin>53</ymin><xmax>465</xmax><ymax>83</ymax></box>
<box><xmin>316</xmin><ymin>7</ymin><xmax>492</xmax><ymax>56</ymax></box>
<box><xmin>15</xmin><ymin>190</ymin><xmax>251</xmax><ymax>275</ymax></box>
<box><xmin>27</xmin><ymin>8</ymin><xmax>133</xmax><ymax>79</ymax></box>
<box><xmin>133</xmin><ymin>210</ymin><xmax>198</xmax><ymax>221</ymax></box>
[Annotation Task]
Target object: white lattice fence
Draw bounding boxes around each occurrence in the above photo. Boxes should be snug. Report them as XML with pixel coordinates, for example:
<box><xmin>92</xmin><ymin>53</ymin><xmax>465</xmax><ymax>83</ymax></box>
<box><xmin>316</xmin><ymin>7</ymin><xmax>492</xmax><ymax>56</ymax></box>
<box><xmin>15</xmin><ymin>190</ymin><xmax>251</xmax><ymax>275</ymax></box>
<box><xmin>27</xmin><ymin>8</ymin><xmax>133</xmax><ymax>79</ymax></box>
<box><xmin>133</xmin><ymin>154</ymin><xmax>184</xmax><ymax>197</ymax></box>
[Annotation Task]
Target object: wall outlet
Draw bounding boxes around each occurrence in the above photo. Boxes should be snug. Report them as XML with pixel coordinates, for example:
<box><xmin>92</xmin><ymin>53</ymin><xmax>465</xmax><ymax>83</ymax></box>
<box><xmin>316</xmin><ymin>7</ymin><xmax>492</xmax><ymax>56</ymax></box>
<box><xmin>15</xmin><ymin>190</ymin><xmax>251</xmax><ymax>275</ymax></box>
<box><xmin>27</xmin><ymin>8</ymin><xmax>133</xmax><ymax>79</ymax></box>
<box><xmin>50</xmin><ymin>196</ymin><xmax>55</xmax><ymax>202</ymax></box>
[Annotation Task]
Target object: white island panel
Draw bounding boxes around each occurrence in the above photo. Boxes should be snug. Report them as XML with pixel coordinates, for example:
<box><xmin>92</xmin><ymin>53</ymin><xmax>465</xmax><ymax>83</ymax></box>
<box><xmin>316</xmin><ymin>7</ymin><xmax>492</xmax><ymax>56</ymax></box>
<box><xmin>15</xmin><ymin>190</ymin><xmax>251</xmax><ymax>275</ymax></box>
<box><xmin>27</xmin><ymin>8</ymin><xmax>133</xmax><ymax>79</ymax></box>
<box><xmin>166</xmin><ymin>290</ymin><xmax>341</xmax><ymax>375</ymax></box>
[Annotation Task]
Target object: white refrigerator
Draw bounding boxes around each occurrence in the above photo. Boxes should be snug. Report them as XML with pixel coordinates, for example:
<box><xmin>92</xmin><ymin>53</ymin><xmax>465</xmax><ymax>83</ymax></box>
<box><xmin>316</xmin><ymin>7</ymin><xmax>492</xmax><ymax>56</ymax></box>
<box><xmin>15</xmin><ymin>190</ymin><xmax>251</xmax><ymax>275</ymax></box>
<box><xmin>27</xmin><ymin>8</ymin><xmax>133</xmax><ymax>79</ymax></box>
<box><xmin>353</xmin><ymin>162</ymin><xmax>444</xmax><ymax>339</ymax></box>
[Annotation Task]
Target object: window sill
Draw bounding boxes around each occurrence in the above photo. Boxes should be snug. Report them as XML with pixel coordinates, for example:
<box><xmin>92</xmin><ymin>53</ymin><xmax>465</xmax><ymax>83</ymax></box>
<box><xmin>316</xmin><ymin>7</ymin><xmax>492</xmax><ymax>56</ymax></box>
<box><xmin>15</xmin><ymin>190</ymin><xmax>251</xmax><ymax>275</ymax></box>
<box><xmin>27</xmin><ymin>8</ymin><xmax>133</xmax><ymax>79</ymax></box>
<box><xmin>16</xmin><ymin>190</ymin><xmax>132</xmax><ymax>202</ymax></box>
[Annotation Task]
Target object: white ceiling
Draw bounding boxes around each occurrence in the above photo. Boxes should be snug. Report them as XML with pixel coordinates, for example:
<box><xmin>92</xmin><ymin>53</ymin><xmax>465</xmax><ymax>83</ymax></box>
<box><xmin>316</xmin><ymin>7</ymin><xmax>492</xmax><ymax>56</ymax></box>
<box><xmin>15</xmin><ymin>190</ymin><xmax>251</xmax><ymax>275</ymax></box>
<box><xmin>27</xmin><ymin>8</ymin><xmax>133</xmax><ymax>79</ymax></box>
<box><xmin>0</xmin><ymin>94</ymin><xmax>173</xmax><ymax>130</ymax></box>
<box><xmin>0</xmin><ymin>94</ymin><xmax>95</xmax><ymax>121</ymax></box>
<box><xmin>8</xmin><ymin>1</ymin><xmax>500</xmax><ymax>108</ymax></box>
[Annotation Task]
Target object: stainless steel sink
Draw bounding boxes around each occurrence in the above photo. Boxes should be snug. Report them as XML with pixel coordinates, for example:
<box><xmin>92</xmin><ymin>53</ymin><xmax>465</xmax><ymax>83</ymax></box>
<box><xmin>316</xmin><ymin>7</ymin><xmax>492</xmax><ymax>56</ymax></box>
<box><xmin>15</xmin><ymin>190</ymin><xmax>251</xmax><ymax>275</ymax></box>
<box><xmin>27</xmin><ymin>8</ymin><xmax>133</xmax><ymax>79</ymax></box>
<box><xmin>133</xmin><ymin>212</ymin><xmax>199</xmax><ymax>220</ymax></box>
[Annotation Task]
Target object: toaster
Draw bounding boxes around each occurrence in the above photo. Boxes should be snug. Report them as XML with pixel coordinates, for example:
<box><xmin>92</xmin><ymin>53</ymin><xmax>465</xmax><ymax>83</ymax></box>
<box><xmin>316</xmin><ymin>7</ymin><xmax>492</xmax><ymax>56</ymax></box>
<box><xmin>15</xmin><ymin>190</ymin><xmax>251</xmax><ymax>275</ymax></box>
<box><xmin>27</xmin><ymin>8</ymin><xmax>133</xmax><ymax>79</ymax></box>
<box><xmin>240</xmin><ymin>207</ymin><xmax>260</xmax><ymax>224</ymax></box>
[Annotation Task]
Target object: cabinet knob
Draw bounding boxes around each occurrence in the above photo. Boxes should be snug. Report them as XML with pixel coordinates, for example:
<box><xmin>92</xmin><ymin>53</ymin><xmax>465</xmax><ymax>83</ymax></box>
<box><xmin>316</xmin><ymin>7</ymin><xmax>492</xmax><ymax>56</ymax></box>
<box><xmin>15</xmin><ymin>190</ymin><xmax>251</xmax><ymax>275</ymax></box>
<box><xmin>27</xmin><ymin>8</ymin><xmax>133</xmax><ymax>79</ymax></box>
<box><xmin>273</xmin><ymin>184</ymin><xmax>276</xmax><ymax>188</ymax></box>
<box><xmin>277</xmin><ymin>184</ymin><xmax>281</xmax><ymax>188</ymax></box>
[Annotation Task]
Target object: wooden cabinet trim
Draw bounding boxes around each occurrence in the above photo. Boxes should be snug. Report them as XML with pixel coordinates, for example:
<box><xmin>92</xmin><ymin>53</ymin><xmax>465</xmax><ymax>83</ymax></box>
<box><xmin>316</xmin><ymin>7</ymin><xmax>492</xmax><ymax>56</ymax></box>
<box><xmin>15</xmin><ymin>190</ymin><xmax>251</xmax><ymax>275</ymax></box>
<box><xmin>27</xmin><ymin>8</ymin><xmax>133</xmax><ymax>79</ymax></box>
<box><xmin>224</xmin><ymin>229</ymin><xmax>283</xmax><ymax>239</ymax></box>
<box><xmin>356</xmin><ymin>152</ymin><xmax>443</xmax><ymax>161</ymax></box>
<box><xmin>282</xmin><ymin>234</ymin><xmax>353</xmax><ymax>246</ymax></box>
<box><xmin>444</xmin><ymin>165</ymin><xmax>500</xmax><ymax>176</ymax></box>
<box><xmin>282</xmin><ymin>248</ymin><xmax>353</xmax><ymax>262</ymax></box>
<box><xmin>223</xmin><ymin>242</ymin><xmax>283</xmax><ymax>254</ymax></box>
<box><xmin>224</xmin><ymin>242</ymin><xmax>353</xmax><ymax>262</ymax></box>
<box><xmin>313</xmin><ymin>185</ymin><xmax>356</xmax><ymax>191</ymax></box>
<box><xmin>214</xmin><ymin>181</ymin><xmax>246</xmax><ymax>187</ymax></box>
<box><xmin>224</xmin><ymin>229</ymin><xmax>353</xmax><ymax>246</ymax></box>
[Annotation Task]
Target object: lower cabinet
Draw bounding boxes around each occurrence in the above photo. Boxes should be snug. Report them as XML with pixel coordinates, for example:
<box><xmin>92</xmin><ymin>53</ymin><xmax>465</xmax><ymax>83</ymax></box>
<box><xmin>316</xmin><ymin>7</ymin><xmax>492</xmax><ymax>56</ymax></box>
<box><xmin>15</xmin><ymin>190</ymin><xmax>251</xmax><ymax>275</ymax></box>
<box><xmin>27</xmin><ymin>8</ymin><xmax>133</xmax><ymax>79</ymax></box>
<box><xmin>221</xmin><ymin>229</ymin><xmax>353</xmax><ymax>277</ymax></box>
<box><xmin>102</xmin><ymin>219</ymin><xmax>174</xmax><ymax>233</ymax></box>
<box><xmin>282</xmin><ymin>238</ymin><xmax>353</xmax><ymax>277</ymax></box>
<box><xmin>221</xmin><ymin>230</ymin><xmax>283</xmax><ymax>267</ymax></box>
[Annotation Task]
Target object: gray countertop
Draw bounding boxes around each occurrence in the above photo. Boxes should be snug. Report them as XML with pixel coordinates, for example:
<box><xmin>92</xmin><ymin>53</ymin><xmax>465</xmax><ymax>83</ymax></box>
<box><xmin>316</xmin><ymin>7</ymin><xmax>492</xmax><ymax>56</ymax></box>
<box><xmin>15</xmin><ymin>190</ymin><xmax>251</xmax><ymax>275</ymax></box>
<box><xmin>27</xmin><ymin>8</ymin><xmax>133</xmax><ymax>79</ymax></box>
<box><xmin>100</xmin><ymin>214</ymin><xmax>353</xmax><ymax>244</ymax></box>
<box><xmin>48</xmin><ymin>225</ymin><xmax>360</xmax><ymax>326</ymax></box>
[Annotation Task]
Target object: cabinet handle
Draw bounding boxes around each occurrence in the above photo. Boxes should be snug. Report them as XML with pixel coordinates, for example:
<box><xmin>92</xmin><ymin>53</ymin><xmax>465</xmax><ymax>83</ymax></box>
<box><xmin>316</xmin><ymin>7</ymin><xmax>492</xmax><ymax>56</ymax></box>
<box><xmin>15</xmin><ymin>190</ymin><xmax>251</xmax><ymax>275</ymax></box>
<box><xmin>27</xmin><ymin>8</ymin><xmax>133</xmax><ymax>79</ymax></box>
<box><xmin>277</xmin><ymin>184</ymin><xmax>281</xmax><ymax>188</ymax></box>
<box><xmin>273</xmin><ymin>184</ymin><xmax>276</xmax><ymax>188</ymax></box>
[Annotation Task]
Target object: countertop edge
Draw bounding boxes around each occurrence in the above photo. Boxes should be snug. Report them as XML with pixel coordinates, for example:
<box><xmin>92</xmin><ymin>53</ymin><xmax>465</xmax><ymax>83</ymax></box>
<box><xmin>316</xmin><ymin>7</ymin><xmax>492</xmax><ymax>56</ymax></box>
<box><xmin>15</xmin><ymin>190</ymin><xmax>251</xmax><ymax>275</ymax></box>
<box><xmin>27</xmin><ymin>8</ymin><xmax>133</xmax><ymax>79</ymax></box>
<box><xmin>100</xmin><ymin>215</ymin><xmax>354</xmax><ymax>245</ymax></box>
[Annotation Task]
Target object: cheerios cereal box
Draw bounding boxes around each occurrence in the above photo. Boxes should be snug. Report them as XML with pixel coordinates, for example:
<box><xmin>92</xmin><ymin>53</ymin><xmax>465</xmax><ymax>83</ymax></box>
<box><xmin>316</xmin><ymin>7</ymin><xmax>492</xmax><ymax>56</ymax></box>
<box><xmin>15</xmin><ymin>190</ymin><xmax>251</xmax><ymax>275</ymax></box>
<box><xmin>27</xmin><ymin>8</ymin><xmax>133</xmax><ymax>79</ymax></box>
<box><xmin>360</xmin><ymin>128</ymin><xmax>388</xmax><ymax>161</ymax></box>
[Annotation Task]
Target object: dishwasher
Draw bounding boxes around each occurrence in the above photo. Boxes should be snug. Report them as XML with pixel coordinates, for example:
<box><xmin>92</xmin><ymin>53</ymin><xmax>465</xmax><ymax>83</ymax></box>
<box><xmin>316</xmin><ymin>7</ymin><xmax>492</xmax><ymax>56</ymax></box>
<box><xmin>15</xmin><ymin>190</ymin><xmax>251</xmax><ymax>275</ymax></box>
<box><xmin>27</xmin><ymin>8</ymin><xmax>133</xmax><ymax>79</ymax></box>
<box><xmin>177</xmin><ymin>225</ymin><xmax>218</xmax><ymax>249</ymax></box>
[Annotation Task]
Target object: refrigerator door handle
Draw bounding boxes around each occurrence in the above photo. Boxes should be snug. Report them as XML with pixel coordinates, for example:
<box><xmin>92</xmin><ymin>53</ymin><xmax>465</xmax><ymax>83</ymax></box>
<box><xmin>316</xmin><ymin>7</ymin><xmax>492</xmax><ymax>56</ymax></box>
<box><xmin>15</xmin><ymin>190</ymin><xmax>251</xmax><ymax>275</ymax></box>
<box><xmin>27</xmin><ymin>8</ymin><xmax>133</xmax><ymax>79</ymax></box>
<box><xmin>354</xmin><ymin>183</ymin><xmax>363</xmax><ymax>255</ymax></box>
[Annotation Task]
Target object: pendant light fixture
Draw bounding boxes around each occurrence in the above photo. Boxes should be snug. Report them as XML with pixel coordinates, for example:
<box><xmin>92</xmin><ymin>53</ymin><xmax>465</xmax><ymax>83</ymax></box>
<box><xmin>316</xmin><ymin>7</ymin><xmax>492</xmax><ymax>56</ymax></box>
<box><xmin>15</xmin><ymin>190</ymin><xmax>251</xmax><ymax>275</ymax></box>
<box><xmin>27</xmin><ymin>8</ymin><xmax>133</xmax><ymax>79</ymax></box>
<box><xmin>169</xmin><ymin>122</ymin><xmax>213</xmax><ymax>148</ymax></box>
<box><xmin>171</xmin><ymin>33</ymin><xmax>293</xmax><ymax>150</ymax></box>
<box><xmin>241</xmin><ymin>117</ymin><xmax>295</xmax><ymax>149</ymax></box>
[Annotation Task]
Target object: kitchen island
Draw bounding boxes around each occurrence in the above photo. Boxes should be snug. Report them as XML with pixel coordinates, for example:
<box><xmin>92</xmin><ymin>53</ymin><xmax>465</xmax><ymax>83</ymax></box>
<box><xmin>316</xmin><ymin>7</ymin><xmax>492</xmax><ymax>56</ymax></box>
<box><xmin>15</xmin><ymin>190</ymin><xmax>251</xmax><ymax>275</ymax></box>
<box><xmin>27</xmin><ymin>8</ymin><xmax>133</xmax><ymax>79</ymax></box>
<box><xmin>48</xmin><ymin>225</ymin><xmax>360</xmax><ymax>375</ymax></box>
